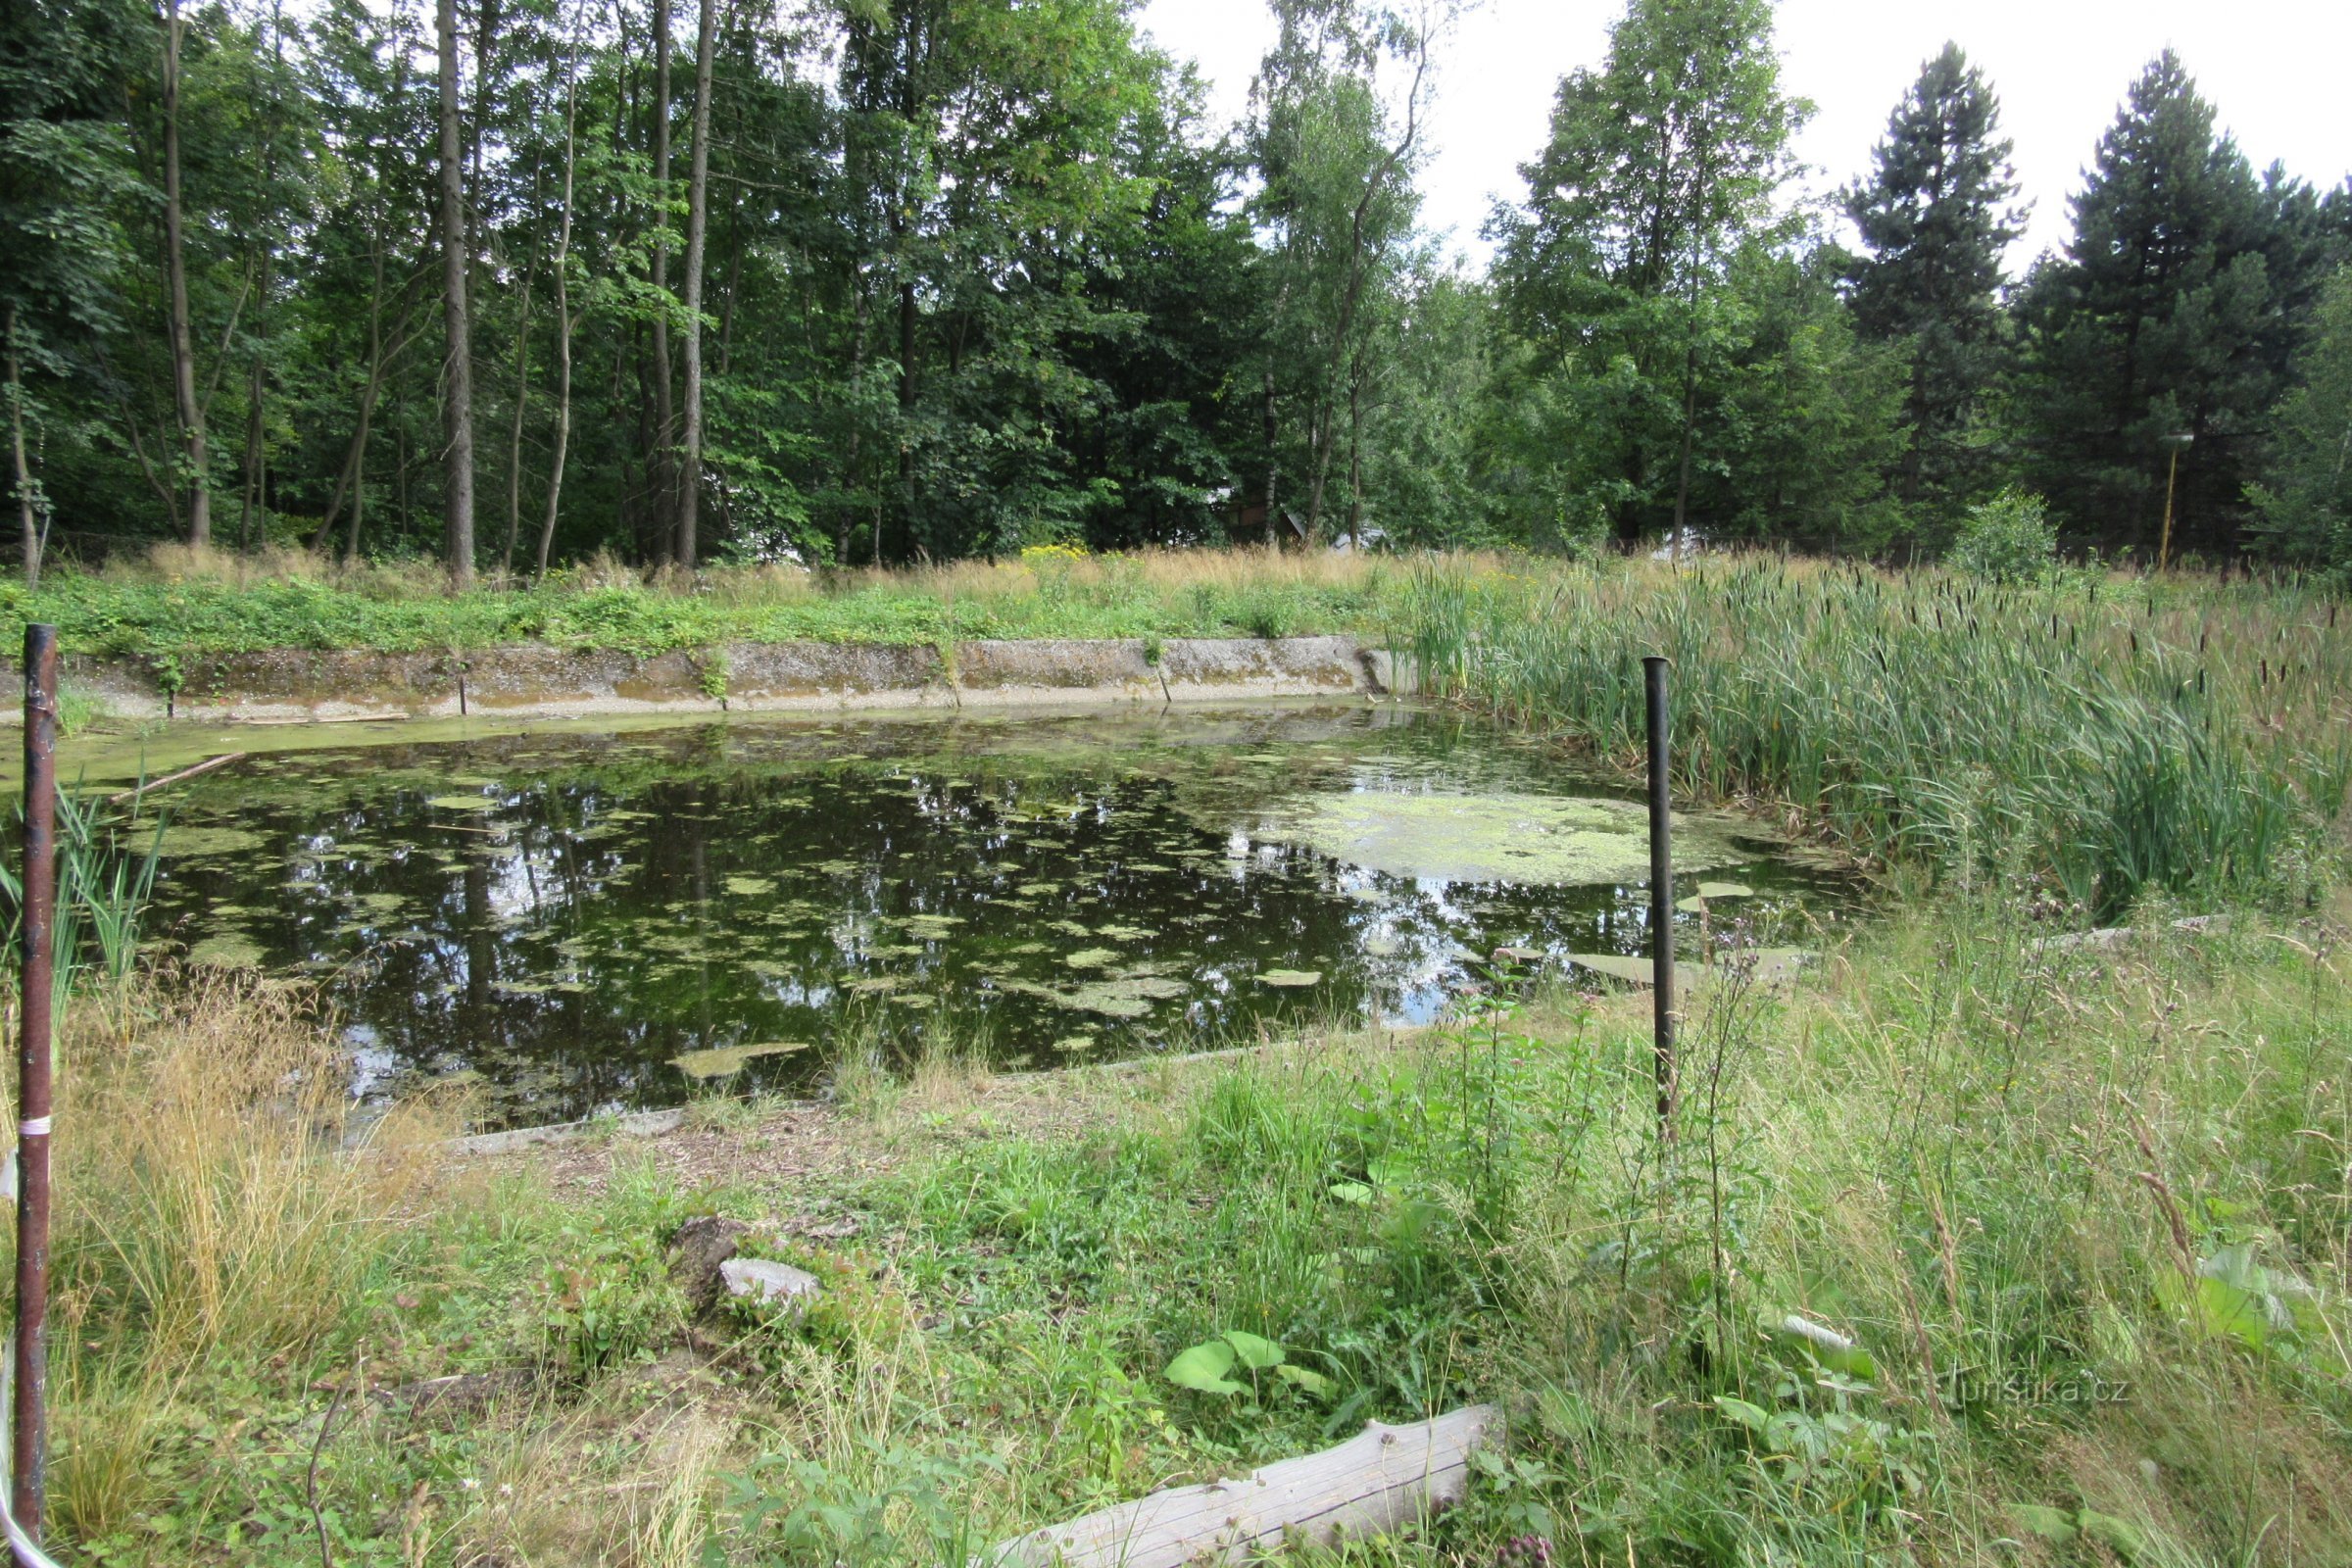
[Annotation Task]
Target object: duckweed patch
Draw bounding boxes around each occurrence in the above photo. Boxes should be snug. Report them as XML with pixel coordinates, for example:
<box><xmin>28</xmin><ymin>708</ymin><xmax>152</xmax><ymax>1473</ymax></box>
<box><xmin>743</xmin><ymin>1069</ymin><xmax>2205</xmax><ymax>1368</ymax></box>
<box><xmin>1257</xmin><ymin>790</ymin><xmax>1753</xmax><ymax>886</ymax></box>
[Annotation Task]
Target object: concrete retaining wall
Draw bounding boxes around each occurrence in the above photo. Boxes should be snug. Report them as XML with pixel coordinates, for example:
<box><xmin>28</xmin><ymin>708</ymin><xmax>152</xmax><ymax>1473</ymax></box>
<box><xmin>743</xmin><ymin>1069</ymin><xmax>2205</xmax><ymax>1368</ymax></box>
<box><xmin>13</xmin><ymin>635</ymin><xmax>1408</xmax><ymax>724</ymax></box>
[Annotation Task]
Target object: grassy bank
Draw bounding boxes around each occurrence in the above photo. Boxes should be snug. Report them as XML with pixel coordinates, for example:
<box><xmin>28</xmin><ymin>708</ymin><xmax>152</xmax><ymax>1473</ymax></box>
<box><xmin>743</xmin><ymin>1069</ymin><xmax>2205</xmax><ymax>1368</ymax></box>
<box><xmin>1407</xmin><ymin>556</ymin><xmax>2352</xmax><ymax>917</ymax></box>
<box><xmin>18</xmin><ymin>891</ymin><xmax>2349</xmax><ymax>1565</ymax></box>
<box><xmin>1</xmin><ymin>545</ymin><xmax>1412</xmax><ymax>659</ymax></box>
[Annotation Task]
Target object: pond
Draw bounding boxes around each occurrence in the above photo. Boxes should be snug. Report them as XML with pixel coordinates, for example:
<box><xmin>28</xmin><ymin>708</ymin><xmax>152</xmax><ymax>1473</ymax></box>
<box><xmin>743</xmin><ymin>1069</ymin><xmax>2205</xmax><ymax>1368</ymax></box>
<box><xmin>114</xmin><ymin>704</ymin><xmax>1851</xmax><ymax>1126</ymax></box>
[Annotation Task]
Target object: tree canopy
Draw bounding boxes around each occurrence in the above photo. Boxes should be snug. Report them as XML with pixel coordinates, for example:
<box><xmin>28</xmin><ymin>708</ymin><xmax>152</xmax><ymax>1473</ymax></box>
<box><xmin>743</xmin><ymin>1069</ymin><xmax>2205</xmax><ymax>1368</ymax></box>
<box><xmin>6</xmin><ymin>0</ymin><xmax>2351</xmax><ymax>579</ymax></box>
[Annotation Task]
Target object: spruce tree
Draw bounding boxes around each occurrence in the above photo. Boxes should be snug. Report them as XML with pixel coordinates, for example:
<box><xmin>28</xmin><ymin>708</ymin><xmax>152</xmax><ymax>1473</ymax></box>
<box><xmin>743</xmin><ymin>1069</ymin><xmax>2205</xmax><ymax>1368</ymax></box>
<box><xmin>2016</xmin><ymin>49</ymin><xmax>2275</xmax><ymax>558</ymax></box>
<box><xmin>1841</xmin><ymin>42</ymin><xmax>2022</xmax><ymax>532</ymax></box>
<box><xmin>2248</xmin><ymin>265</ymin><xmax>2352</xmax><ymax>569</ymax></box>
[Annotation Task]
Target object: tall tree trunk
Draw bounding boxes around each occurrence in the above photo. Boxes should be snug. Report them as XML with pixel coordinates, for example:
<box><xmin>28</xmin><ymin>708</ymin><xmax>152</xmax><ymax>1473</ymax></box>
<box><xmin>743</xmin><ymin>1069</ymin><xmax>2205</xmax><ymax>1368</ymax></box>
<box><xmin>161</xmin><ymin>0</ymin><xmax>210</xmax><ymax>547</ymax></box>
<box><xmin>315</xmin><ymin>252</ymin><xmax>394</xmax><ymax>557</ymax></box>
<box><xmin>840</xmin><ymin>279</ymin><xmax>866</xmax><ymax>566</ymax></box>
<box><xmin>344</xmin><ymin>404</ymin><xmax>370</xmax><ymax>565</ymax></box>
<box><xmin>237</xmin><ymin>353</ymin><xmax>264</xmax><ymax>552</ymax></box>
<box><xmin>1670</xmin><ymin>334</ymin><xmax>1695</xmax><ymax>561</ymax></box>
<box><xmin>437</xmin><ymin>0</ymin><xmax>476</xmax><ymax>588</ymax></box>
<box><xmin>8</xmin><ymin>310</ymin><xmax>41</xmax><ymax>590</ymax></box>
<box><xmin>1347</xmin><ymin>371</ymin><xmax>1362</xmax><ymax>551</ymax></box>
<box><xmin>1261</xmin><ymin>368</ymin><xmax>1278</xmax><ymax>547</ymax></box>
<box><xmin>536</xmin><ymin>14</ymin><xmax>581</xmax><ymax>580</ymax></box>
<box><xmin>648</xmin><ymin>0</ymin><xmax>675</xmax><ymax>557</ymax></box>
<box><xmin>500</xmin><ymin>230</ymin><xmax>537</xmax><ymax>577</ymax></box>
<box><xmin>896</xmin><ymin>272</ymin><xmax>915</xmax><ymax>564</ymax></box>
<box><xmin>674</xmin><ymin>0</ymin><xmax>714</xmax><ymax>569</ymax></box>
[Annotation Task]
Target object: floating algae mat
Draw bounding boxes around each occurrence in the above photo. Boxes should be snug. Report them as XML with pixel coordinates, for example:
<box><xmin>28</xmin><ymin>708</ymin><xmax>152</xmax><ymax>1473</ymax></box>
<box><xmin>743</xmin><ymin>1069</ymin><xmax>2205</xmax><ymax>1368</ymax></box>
<box><xmin>109</xmin><ymin>705</ymin><xmax>1849</xmax><ymax>1126</ymax></box>
<box><xmin>1252</xmin><ymin>792</ymin><xmax>1750</xmax><ymax>885</ymax></box>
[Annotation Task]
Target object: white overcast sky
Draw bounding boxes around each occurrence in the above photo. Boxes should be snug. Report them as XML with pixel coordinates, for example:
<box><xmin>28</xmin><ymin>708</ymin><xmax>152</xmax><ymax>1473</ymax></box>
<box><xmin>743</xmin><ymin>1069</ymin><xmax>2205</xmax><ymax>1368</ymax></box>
<box><xmin>1135</xmin><ymin>0</ymin><xmax>2352</xmax><ymax>274</ymax></box>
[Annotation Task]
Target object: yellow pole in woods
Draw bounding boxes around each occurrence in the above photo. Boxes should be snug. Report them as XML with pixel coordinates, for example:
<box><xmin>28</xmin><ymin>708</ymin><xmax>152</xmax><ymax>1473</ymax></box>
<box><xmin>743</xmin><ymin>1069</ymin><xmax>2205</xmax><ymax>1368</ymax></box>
<box><xmin>2157</xmin><ymin>431</ymin><xmax>2193</xmax><ymax>573</ymax></box>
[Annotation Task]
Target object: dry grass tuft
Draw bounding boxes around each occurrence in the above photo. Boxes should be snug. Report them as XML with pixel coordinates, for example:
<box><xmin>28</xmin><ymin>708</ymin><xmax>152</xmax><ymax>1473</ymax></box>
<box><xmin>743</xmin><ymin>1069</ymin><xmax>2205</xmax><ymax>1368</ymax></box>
<box><xmin>40</xmin><ymin>971</ymin><xmax>451</xmax><ymax>1366</ymax></box>
<box><xmin>11</xmin><ymin>971</ymin><xmax>457</xmax><ymax>1542</ymax></box>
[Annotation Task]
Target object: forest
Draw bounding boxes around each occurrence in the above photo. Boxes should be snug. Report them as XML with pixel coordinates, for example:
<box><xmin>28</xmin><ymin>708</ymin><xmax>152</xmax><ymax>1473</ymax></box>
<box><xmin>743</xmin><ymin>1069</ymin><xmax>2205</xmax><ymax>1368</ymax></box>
<box><xmin>5</xmin><ymin>0</ymin><xmax>2351</xmax><ymax>586</ymax></box>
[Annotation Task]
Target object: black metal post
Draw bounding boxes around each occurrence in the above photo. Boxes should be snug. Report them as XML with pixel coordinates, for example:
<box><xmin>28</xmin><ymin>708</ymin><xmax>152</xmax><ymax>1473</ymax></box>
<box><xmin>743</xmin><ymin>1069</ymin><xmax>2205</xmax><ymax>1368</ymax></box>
<box><xmin>14</xmin><ymin>622</ymin><xmax>58</xmax><ymax>1544</ymax></box>
<box><xmin>1643</xmin><ymin>655</ymin><xmax>1677</xmax><ymax>1137</ymax></box>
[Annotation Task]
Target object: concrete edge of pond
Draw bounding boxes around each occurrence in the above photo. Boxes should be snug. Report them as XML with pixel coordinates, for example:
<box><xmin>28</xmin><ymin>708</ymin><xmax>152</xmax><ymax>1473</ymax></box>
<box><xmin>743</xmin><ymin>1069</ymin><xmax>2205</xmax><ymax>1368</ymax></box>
<box><xmin>1</xmin><ymin>635</ymin><xmax>1417</xmax><ymax>726</ymax></box>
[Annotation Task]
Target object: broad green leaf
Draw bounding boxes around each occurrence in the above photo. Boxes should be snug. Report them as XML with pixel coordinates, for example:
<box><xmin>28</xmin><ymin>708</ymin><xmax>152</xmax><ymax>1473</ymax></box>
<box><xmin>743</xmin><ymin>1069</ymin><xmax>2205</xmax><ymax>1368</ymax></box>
<box><xmin>1712</xmin><ymin>1396</ymin><xmax>1770</xmax><ymax>1433</ymax></box>
<box><xmin>1221</xmin><ymin>1330</ymin><xmax>1285</xmax><ymax>1370</ymax></box>
<box><xmin>1164</xmin><ymin>1341</ymin><xmax>1244</xmax><ymax>1395</ymax></box>
<box><xmin>1274</xmin><ymin>1363</ymin><xmax>1334</xmax><ymax>1395</ymax></box>
<box><xmin>1328</xmin><ymin>1180</ymin><xmax>1374</xmax><ymax>1205</ymax></box>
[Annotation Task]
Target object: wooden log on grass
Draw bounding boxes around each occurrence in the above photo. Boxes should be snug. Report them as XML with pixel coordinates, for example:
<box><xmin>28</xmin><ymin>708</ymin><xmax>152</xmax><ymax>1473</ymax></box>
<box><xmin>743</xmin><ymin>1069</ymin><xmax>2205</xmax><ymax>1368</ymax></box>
<box><xmin>988</xmin><ymin>1403</ymin><xmax>1495</xmax><ymax>1568</ymax></box>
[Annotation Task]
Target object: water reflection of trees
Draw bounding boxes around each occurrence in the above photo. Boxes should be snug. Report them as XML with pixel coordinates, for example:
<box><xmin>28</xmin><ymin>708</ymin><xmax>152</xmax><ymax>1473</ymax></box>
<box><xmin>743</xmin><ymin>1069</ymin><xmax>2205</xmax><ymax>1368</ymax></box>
<box><xmin>143</xmin><ymin>715</ymin><xmax>1834</xmax><ymax>1126</ymax></box>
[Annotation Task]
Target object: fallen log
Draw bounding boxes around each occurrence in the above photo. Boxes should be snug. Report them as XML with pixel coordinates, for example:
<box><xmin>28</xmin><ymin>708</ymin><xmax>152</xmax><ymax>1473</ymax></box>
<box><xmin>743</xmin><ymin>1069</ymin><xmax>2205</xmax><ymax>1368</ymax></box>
<box><xmin>988</xmin><ymin>1403</ymin><xmax>1495</xmax><ymax>1568</ymax></box>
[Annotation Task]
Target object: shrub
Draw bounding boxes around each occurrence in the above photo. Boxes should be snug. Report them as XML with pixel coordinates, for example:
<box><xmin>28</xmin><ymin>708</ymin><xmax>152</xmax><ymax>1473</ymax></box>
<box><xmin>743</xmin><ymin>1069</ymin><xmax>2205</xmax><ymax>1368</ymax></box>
<box><xmin>1947</xmin><ymin>488</ymin><xmax>2057</xmax><ymax>583</ymax></box>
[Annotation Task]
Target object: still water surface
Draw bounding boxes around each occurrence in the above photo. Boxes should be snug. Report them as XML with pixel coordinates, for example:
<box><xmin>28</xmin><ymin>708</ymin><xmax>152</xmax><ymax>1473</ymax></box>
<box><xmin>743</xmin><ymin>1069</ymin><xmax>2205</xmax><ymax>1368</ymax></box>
<box><xmin>134</xmin><ymin>705</ymin><xmax>1845</xmax><ymax>1125</ymax></box>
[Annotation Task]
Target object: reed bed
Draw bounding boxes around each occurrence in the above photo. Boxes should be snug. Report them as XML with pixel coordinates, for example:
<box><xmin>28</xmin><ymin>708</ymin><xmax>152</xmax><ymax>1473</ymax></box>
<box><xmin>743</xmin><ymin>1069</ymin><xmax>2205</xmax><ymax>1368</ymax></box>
<box><xmin>1404</xmin><ymin>556</ymin><xmax>2352</xmax><ymax>915</ymax></box>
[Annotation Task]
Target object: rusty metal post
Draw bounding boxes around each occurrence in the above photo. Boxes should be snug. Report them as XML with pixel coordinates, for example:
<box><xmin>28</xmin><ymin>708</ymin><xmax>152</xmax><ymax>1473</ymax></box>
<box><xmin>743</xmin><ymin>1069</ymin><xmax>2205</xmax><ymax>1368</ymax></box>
<box><xmin>1643</xmin><ymin>656</ymin><xmax>1677</xmax><ymax>1138</ymax></box>
<box><xmin>14</xmin><ymin>622</ymin><xmax>58</xmax><ymax>1543</ymax></box>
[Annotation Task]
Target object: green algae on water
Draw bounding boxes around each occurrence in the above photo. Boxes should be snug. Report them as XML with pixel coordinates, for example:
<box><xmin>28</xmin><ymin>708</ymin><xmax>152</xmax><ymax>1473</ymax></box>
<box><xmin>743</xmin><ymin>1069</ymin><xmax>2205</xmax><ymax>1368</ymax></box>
<box><xmin>159</xmin><ymin>825</ymin><xmax>267</xmax><ymax>858</ymax></box>
<box><xmin>187</xmin><ymin>932</ymin><xmax>266</xmax><ymax>968</ymax></box>
<box><xmin>670</xmin><ymin>1040</ymin><xmax>809</xmax><ymax>1079</ymax></box>
<box><xmin>1258</xmin><ymin>791</ymin><xmax>1748</xmax><ymax>886</ymax></box>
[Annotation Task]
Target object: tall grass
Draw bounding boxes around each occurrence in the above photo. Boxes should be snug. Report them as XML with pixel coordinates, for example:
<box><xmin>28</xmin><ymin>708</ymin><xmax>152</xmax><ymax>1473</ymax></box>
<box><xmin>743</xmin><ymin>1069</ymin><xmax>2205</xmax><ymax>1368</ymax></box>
<box><xmin>4</xmin><ymin>541</ymin><xmax>1438</xmax><ymax>658</ymax></box>
<box><xmin>2</xmin><ymin>972</ymin><xmax>450</xmax><ymax>1542</ymax></box>
<box><xmin>814</xmin><ymin>900</ymin><xmax>2352</xmax><ymax>1565</ymax></box>
<box><xmin>1405</xmin><ymin>556</ymin><xmax>2352</xmax><ymax>915</ymax></box>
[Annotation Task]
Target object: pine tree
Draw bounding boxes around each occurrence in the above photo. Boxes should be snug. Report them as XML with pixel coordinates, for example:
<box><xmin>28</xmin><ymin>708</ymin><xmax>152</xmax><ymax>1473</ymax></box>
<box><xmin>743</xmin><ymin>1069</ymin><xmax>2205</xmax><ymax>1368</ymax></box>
<box><xmin>2248</xmin><ymin>265</ymin><xmax>2352</xmax><ymax>569</ymax></box>
<box><xmin>1841</xmin><ymin>42</ymin><xmax>2021</xmax><ymax>532</ymax></box>
<box><xmin>2016</xmin><ymin>50</ymin><xmax>2277</xmax><ymax>558</ymax></box>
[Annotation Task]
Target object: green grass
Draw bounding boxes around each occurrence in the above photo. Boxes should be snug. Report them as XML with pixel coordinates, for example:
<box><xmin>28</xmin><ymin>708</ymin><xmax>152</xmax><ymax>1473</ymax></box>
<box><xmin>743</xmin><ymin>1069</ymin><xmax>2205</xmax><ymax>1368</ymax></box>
<box><xmin>0</xmin><ymin>545</ymin><xmax>1412</xmax><ymax>659</ymax></box>
<box><xmin>16</xmin><ymin>543</ymin><xmax>2352</xmax><ymax>1564</ymax></box>
<box><xmin>1404</xmin><ymin>555</ymin><xmax>2352</xmax><ymax>917</ymax></box>
<box><xmin>30</xmin><ymin>893</ymin><xmax>2352</xmax><ymax>1565</ymax></box>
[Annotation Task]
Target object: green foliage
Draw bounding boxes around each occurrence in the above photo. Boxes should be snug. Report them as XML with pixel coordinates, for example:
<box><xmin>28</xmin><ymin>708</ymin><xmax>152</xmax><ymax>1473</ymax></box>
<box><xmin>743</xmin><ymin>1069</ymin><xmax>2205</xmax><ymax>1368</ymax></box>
<box><xmin>1162</xmin><ymin>1330</ymin><xmax>1332</xmax><ymax>1399</ymax></box>
<box><xmin>0</xmin><ymin>555</ymin><xmax>1406</xmax><ymax>658</ymax></box>
<box><xmin>693</xmin><ymin>645</ymin><xmax>729</xmax><ymax>703</ymax></box>
<box><xmin>1840</xmin><ymin>44</ymin><xmax>2023</xmax><ymax>535</ymax></box>
<box><xmin>1945</xmin><ymin>487</ymin><xmax>2056</xmax><ymax>582</ymax></box>
<box><xmin>1405</xmin><ymin>557</ymin><xmax>2348</xmax><ymax>916</ymax></box>
<box><xmin>1489</xmin><ymin>0</ymin><xmax>1902</xmax><ymax>552</ymax></box>
<box><xmin>534</xmin><ymin>1165</ymin><xmax>691</xmax><ymax>1374</ymax></box>
<box><xmin>2012</xmin><ymin>50</ymin><xmax>2341</xmax><ymax>560</ymax></box>
<box><xmin>2248</xmin><ymin>265</ymin><xmax>2352</xmax><ymax>571</ymax></box>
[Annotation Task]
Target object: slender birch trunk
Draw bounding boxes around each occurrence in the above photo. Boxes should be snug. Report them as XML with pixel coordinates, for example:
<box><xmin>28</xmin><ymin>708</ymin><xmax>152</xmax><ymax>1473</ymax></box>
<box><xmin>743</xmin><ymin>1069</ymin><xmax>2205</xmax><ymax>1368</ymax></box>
<box><xmin>162</xmin><ymin>0</ymin><xmax>211</xmax><ymax>546</ymax></box>
<box><xmin>535</xmin><ymin>12</ymin><xmax>581</xmax><ymax>580</ymax></box>
<box><xmin>8</xmin><ymin>310</ymin><xmax>42</xmax><ymax>589</ymax></box>
<box><xmin>437</xmin><ymin>0</ymin><xmax>476</xmax><ymax>587</ymax></box>
<box><xmin>674</xmin><ymin>0</ymin><xmax>714</xmax><ymax>568</ymax></box>
<box><xmin>647</xmin><ymin>0</ymin><xmax>674</xmax><ymax>559</ymax></box>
